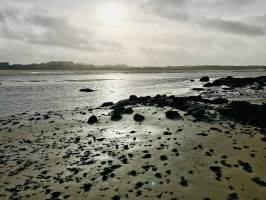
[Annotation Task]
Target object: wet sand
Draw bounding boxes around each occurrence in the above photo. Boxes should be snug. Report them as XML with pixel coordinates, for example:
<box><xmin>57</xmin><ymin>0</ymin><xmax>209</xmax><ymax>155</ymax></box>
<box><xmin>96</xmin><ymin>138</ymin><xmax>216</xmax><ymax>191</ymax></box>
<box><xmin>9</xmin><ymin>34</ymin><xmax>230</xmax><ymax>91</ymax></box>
<box><xmin>0</xmin><ymin>103</ymin><xmax>266</xmax><ymax>200</ymax></box>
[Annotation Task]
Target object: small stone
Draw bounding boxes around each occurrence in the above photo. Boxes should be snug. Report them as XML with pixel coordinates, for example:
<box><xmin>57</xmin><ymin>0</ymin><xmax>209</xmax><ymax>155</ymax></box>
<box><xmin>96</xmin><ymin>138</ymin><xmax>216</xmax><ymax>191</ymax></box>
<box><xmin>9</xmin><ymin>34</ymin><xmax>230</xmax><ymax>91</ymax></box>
<box><xmin>112</xmin><ymin>195</ymin><xmax>120</xmax><ymax>200</ymax></box>
<box><xmin>160</xmin><ymin>155</ymin><xmax>168</xmax><ymax>161</ymax></box>
<box><xmin>180</xmin><ymin>176</ymin><xmax>188</xmax><ymax>187</ymax></box>
<box><xmin>82</xmin><ymin>183</ymin><xmax>92</xmax><ymax>192</ymax></box>
<box><xmin>80</xmin><ymin>88</ymin><xmax>95</xmax><ymax>92</ymax></box>
<box><xmin>227</xmin><ymin>193</ymin><xmax>239</xmax><ymax>200</ymax></box>
<box><xmin>128</xmin><ymin>170</ymin><xmax>137</xmax><ymax>176</ymax></box>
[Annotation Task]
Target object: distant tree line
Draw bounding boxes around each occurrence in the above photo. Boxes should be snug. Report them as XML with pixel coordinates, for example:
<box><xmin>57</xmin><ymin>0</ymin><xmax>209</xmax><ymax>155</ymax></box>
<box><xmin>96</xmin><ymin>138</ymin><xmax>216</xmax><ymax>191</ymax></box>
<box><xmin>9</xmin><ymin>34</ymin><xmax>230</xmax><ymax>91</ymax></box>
<box><xmin>0</xmin><ymin>61</ymin><xmax>265</xmax><ymax>71</ymax></box>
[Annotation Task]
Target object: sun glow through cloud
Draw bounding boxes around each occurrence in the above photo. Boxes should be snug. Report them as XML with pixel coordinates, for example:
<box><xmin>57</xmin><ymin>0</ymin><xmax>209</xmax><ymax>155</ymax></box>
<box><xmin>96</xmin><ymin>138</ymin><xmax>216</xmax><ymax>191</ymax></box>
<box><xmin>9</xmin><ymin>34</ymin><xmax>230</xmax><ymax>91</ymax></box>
<box><xmin>99</xmin><ymin>2</ymin><xmax>127</xmax><ymax>25</ymax></box>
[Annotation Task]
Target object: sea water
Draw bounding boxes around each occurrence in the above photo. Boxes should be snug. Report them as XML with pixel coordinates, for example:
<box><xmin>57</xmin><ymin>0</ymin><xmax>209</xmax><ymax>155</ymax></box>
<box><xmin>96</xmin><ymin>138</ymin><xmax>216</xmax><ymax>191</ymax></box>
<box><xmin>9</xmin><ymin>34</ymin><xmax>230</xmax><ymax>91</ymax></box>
<box><xmin>0</xmin><ymin>70</ymin><xmax>265</xmax><ymax>117</ymax></box>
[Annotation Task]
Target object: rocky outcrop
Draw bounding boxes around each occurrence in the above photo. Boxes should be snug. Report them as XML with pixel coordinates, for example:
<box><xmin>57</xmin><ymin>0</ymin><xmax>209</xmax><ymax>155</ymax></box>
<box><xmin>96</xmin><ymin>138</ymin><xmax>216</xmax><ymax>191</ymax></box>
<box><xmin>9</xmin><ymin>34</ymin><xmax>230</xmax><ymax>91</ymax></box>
<box><xmin>218</xmin><ymin>101</ymin><xmax>266</xmax><ymax>128</ymax></box>
<box><xmin>204</xmin><ymin>76</ymin><xmax>266</xmax><ymax>89</ymax></box>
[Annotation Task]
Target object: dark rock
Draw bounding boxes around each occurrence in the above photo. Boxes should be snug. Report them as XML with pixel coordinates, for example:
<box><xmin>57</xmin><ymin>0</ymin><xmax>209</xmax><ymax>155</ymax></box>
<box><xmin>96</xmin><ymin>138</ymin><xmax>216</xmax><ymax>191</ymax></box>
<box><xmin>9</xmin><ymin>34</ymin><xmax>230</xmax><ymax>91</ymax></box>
<box><xmin>129</xmin><ymin>95</ymin><xmax>138</xmax><ymax>101</ymax></box>
<box><xmin>123</xmin><ymin>145</ymin><xmax>129</xmax><ymax>150</ymax></box>
<box><xmin>142</xmin><ymin>153</ymin><xmax>151</xmax><ymax>159</ymax></box>
<box><xmin>100</xmin><ymin>165</ymin><xmax>121</xmax><ymax>181</ymax></box>
<box><xmin>191</xmin><ymin>88</ymin><xmax>205</xmax><ymax>91</ymax></box>
<box><xmin>160</xmin><ymin>155</ymin><xmax>168</xmax><ymax>161</ymax></box>
<box><xmin>43</xmin><ymin>115</ymin><xmax>50</xmax><ymax>120</ymax></box>
<box><xmin>111</xmin><ymin>114</ymin><xmax>122</xmax><ymax>121</ymax></box>
<box><xmin>111</xmin><ymin>106</ymin><xmax>125</xmax><ymax>115</ymax></box>
<box><xmin>101</xmin><ymin>102</ymin><xmax>114</xmax><ymax>107</ymax></box>
<box><xmin>155</xmin><ymin>173</ymin><xmax>162</xmax><ymax>178</ymax></box>
<box><xmin>204</xmin><ymin>76</ymin><xmax>266</xmax><ymax>88</ymax></box>
<box><xmin>124</xmin><ymin>107</ymin><xmax>134</xmax><ymax>114</ymax></box>
<box><xmin>87</xmin><ymin>115</ymin><xmax>97</xmax><ymax>124</ymax></box>
<box><xmin>74</xmin><ymin>137</ymin><xmax>80</xmax><ymax>144</ymax></box>
<box><xmin>209</xmin><ymin>166</ymin><xmax>222</xmax><ymax>181</ymax></box>
<box><xmin>165</xmin><ymin>110</ymin><xmax>181</xmax><ymax>120</ymax></box>
<box><xmin>51</xmin><ymin>191</ymin><xmax>61</xmax><ymax>199</ymax></box>
<box><xmin>218</xmin><ymin>101</ymin><xmax>266</xmax><ymax>128</ymax></box>
<box><xmin>252</xmin><ymin>177</ymin><xmax>266</xmax><ymax>187</ymax></box>
<box><xmin>82</xmin><ymin>183</ymin><xmax>92</xmax><ymax>192</ymax></box>
<box><xmin>79</xmin><ymin>88</ymin><xmax>95</xmax><ymax>92</ymax></box>
<box><xmin>112</xmin><ymin>99</ymin><xmax>131</xmax><ymax>109</ymax></box>
<box><xmin>134</xmin><ymin>114</ymin><xmax>145</xmax><ymax>122</ymax></box>
<box><xmin>163</xmin><ymin>131</ymin><xmax>172</xmax><ymax>135</ymax></box>
<box><xmin>180</xmin><ymin>176</ymin><xmax>188</xmax><ymax>186</ymax></box>
<box><xmin>135</xmin><ymin>182</ymin><xmax>144</xmax><ymax>189</ymax></box>
<box><xmin>227</xmin><ymin>193</ymin><xmax>239</xmax><ymax>200</ymax></box>
<box><xmin>187</xmin><ymin>107</ymin><xmax>205</xmax><ymax>119</ymax></box>
<box><xmin>122</xmin><ymin>158</ymin><xmax>128</xmax><ymax>164</ymax></box>
<box><xmin>238</xmin><ymin>160</ymin><xmax>253</xmax><ymax>173</ymax></box>
<box><xmin>127</xmin><ymin>170</ymin><xmax>137</xmax><ymax>176</ymax></box>
<box><xmin>200</xmin><ymin>76</ymin><xmax>210</xmax><ymax>82</ymax></box>
<box><xmin>211</xmin><ymin>98</ymin><xmax>229</xmax><ymax>104</ymax></box>
<box><xmin>112</xmin><ymin>195</ymin><xmax>120</xmax><ymax>200</ymax></box>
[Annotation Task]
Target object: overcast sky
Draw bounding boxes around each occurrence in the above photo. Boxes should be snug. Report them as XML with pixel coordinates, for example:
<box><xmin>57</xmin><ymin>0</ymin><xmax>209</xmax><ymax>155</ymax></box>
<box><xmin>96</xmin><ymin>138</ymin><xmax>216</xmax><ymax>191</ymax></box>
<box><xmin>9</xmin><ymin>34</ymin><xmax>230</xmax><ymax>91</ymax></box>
<box><xmin>0</xmin><ymin>0</ymin><xmax>266</xmax><ymax>66</ymax></box>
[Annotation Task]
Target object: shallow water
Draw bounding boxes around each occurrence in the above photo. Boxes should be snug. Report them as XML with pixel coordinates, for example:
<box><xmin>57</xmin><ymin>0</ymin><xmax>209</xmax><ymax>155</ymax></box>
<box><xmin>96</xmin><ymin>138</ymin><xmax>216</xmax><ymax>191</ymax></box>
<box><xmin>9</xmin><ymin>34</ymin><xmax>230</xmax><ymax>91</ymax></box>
<box><xmin>0</xmin><ymin>69</ymin><xmax>265</xmax><ymax>116</ymax></box>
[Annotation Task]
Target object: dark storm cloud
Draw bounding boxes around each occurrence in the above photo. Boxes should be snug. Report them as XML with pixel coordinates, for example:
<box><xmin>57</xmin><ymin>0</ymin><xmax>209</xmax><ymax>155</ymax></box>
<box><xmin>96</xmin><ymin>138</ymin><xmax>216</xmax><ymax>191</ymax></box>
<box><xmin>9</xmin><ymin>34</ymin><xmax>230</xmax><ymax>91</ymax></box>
<box><xmin>0</xmin><ymin>7</ymin><xmax>121</xmax><ymax>51</ymax></box>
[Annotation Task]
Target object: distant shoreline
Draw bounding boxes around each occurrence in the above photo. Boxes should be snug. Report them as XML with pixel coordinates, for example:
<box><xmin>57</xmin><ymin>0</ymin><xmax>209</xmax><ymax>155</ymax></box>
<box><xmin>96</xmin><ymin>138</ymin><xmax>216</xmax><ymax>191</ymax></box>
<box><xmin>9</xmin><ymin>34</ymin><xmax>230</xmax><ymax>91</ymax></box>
<box><xmin>0</xmin><ymin>69</ymin><xmax>265</xmax><ymax>76</ymax></box>
<box><xmin>0</xmin><ymin>61</ymin><xmax>266</xmax><ymax>71</ymax></box>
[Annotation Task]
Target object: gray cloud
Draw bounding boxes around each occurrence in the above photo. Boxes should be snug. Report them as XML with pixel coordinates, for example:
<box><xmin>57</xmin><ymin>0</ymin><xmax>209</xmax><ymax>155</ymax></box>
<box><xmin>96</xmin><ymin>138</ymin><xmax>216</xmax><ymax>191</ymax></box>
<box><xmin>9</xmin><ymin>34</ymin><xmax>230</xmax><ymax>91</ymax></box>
<box><xmin>200</xmin><ymin>18</ymin><xmax>265</xmax><ymax>36</ymax></box>
<box><xmin>0</xmin><ymin>0</ymin><xmax>266</xmax><ymax>65</ymax></box>
<box><xmin>0</xmin><ymin>7</ymin><xmax>121</xmax><ymax>51</ymax></box>
<box><xmin>27</xmin><ymin>14</ymin><xmax>96</xmax><ymax>50</ymax></box>
<box><xmin>144</xmin><ymin>0</ymin><xmax>189</xmax><ymax>22</ymax></box>
<box><xmin>206</xmin><ymin>0</ymin><xmax>255</xmax><ymax>8</ymax></box>
<box><xmin>144</xmin><ymin>0</ymin><xmax>266</xmax><ymax>37</ymax></box>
